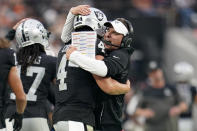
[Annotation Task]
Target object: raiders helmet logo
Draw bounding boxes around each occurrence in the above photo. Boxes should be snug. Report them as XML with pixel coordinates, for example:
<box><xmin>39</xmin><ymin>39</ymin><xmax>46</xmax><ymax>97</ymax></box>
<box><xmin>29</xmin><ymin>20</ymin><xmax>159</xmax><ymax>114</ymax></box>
<box><xmin>94</xmin><ymin>11</ymin><xmax>104</xmax><ymax>21</ymax></box>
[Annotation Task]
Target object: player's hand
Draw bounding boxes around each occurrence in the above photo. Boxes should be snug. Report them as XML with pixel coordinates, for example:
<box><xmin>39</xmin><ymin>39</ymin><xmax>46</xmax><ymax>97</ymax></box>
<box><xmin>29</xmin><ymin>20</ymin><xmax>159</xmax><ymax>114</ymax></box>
<box><xmin>70</xmin><ymin>5</ymin><xmax>90</xmax><ymax>15</ymax></box>
<box><xmin>169</xmin><ymin>106</ymin><xmax>181</xmax><ymax>116</ymax></box>
<box><xmin>66</xmin><ymin>46</ymin><xmax>77</xmax><ymax>60</ymax></box>
<box><xmin>13</xmin><ymin>18</ymin><xmax>30</xmax><ymax>30</ymax></box>
<box><xmin>9</xmin><ymin>112</ymin><xmax>23</xmax><ymax>131</ymax></box>
<box><xmin>95</xmin><ymin>55</ymin><xmax>104</xmax><ymax>60</ymax></box>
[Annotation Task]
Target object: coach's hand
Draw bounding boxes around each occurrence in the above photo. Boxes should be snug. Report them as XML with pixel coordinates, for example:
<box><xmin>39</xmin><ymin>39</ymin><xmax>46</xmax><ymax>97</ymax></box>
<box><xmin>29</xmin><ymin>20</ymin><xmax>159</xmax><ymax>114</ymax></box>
<box><xmin>126</xmin><ymin>80</ymin><xmax>131</xmax><ymax>89</ymax></box>
<box><xmin>66</xmin><ymin>46</ymin><xmax>77</xmax><ymax>60</ymax></box>
<box><xmin>9</xmin><ymin>112</ymin><xmax>23</xmax><ymax>131</ymax></box>
<box><xmin>70</xmin><ymin>5</ymin><xmax>90</xmax><ymax>15</ymax></box>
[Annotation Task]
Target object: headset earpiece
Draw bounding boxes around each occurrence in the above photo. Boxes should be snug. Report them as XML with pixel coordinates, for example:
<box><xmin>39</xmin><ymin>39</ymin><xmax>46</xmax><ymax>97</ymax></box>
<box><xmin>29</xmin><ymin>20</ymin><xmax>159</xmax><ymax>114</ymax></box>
<box><xmin>121</xmin><ymin>34</ymin><xmax>133</xmax><ymax>48</ymax></box>
<box><xmin>119</xmin><ymin>19</ymin><xmax>134</xmax><ymax>48</ymax></box>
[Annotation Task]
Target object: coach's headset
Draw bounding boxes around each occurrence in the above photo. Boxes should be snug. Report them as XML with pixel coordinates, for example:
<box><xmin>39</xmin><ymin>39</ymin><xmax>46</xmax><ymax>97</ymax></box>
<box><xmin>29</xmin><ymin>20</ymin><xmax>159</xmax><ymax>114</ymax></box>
<box><xmin>98</xmin><ymin>18</ymin><xmax>134</xmax><ymax>48</ymax></box>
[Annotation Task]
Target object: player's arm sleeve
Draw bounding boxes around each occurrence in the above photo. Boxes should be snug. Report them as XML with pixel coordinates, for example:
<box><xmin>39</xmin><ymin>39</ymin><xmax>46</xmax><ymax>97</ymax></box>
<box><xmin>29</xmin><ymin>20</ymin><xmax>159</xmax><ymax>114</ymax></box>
<box><xmin>69</xmin><ymin>51</ymin><xmax>108</xmax><ymax>77</ymax></box>
<box><xmin>61</xmin><ymin>11</ymin><xmax>75</xmax><ymax>43</ymax></box>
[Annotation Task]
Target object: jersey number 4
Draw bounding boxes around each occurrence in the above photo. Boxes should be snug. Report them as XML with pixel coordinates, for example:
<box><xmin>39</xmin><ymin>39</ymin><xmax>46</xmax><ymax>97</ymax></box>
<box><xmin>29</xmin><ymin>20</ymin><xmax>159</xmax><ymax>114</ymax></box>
<box><xmin>10</xmin><ymin>66</ymin><xmax>45</xmax><ymax>101</ymax></box>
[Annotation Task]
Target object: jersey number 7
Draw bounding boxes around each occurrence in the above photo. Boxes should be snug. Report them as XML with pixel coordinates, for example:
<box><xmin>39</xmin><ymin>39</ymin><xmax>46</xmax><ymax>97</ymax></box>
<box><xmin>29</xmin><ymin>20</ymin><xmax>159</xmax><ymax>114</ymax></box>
<box><xmin>10</xmin><ymin>66</ymin><xmax>45</xmax><ymax>101</ymax></box>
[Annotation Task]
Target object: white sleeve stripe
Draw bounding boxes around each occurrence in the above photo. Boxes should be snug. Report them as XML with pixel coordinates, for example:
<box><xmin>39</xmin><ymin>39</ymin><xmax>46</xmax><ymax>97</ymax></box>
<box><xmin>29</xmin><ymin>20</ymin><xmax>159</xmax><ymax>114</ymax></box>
<box><xmin>61</xmin><ymin>11</ymin><xmax>75</xmax><ymax>43</ymax></box>
<box><xmin>69</xmin><ymin>51</ymin><xmax>108</xmax><ymax>77</ymax></box>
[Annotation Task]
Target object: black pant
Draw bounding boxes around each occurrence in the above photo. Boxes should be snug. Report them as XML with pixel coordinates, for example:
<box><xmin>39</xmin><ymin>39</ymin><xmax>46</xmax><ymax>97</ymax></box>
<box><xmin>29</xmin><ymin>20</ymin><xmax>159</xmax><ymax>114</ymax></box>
<box><xmin>101</xmin><ymin>124</ymin><xmax>122</xmax><ymax>131</ymax></box>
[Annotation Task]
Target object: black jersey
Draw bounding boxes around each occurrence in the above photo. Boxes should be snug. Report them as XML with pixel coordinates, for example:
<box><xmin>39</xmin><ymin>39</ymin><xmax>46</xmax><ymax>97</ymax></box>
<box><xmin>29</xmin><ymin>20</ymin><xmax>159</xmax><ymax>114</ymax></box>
<box><xmin>5</xmin><ymin>53</ymin><xmax>56</xmax><ymax>119</ymax></box>
<box><xmin>0</xmin><ymin>48</ymin><xmax>16</xmax><ymax>129</ymax></box>
<box><xmin>53</xmin><ymin>39</ymin><xmax>104</xmax><ymax>126</ymax></box>
<box><xmin>138</xmin><ymin>85</ymin><xmax>182</xmax><ymax>131</ymax></box>
<box><xmin>99</xmin><ymin>48</ymin><xmax>134</xmax><ymax>131</ymax></box>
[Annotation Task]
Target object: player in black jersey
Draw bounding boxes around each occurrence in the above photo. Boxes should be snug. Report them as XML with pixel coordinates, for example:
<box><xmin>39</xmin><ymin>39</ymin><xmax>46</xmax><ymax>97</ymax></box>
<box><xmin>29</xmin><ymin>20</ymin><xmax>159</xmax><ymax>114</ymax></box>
<box><xmin>60</xmin><ymin>5</ymin><xmax>130</xmax><ymax>95</ymax></box>
<box><xmin>0</xmin><ymin>37</ymin><xmax>27</xmax><ymax>131</ymax></box>
<box><xmin>53</xmin><ymin>6</ymin><xmax>130</xmax><ymax>131</ymax></box>
<box><xmin>67</xmin><ymin>18</ymin><xmax>134</xmax><ymax>131</ymax></box>
<box><xmin>5</xmin><ymin>19</ymin><xmax>56</xmax><ymax>131</ymax></box>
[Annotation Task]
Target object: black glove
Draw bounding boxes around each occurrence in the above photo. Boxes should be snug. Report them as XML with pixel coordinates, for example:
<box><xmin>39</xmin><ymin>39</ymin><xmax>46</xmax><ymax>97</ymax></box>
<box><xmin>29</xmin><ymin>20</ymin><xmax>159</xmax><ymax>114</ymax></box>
<box><xmin>5</xmin><ymin>29</ymin><xmax>16</xmax><ymax>41</ymax></box>
<box><xmin>9</xmin><ymin>112</ymin><xmax>23</xmax><ymax>131</ymax></box>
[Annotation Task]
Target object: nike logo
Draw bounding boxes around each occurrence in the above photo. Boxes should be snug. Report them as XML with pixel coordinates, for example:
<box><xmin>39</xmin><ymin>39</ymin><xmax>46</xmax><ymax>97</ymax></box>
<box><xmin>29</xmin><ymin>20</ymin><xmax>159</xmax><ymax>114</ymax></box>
<box><xmin>113</xmin><ymin>56</ymin><xmax>120</xmax><ymax>59</ymax></box>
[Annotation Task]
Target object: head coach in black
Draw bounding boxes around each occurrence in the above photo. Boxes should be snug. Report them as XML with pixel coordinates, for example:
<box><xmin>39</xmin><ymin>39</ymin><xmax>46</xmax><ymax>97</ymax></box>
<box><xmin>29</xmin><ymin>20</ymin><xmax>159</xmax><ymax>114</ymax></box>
<box><xmin>66</xmin><ymin>18</ymin><xmax>135</xmax><ymax>131</ymax></box>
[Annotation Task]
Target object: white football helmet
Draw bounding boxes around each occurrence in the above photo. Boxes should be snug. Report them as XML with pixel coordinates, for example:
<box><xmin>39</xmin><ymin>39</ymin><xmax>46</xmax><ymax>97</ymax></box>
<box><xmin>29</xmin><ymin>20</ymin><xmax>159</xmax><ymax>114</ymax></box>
<box><xmin>174</xmin><ymin>61</ymin><xmax>194</xmax><ymax>82</ymax></box>
<box><xmin>73</xmin><ymin>7</ymin><xmax>107</xmax><ymax>32</ymax></box>
<box><xmin>15</xmin><ymin>19</ymin><xmax>50</xmax><ymax>48</ymax></box>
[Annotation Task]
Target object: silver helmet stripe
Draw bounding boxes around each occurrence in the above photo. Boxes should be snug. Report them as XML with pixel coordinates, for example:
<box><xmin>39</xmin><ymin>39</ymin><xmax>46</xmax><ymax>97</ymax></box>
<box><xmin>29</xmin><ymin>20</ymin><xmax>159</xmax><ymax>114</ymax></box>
<box><xmin>21</xmin><ymin>21</ymin><xmax>27</xmax><ymax>42</ymax></box>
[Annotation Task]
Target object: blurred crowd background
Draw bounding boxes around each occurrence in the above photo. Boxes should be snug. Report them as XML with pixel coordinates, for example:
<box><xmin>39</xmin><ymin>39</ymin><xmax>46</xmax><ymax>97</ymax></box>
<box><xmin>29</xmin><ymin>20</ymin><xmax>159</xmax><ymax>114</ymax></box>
<box><xmin>1</xmin><ymin>0</ymin><xmax>197</xmax><ymax>131</ymax></box>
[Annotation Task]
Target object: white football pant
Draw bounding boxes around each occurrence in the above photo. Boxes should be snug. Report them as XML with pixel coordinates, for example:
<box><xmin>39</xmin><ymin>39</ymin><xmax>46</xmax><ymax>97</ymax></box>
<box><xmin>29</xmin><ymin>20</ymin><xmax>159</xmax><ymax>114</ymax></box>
<box><xmin>5</xmin><ymin>118</ymin><xmax>50</xmax><ymax>131</ymax></box>
<box><xmin>54</xmin><ymin>120</ymin><xmax>93</xmax><ymax>131</ymax></box>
